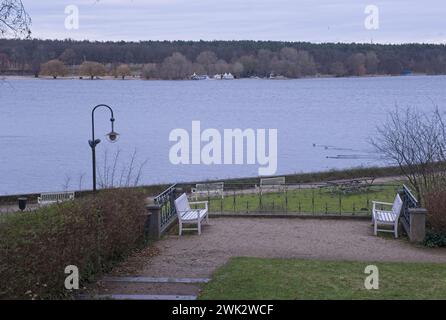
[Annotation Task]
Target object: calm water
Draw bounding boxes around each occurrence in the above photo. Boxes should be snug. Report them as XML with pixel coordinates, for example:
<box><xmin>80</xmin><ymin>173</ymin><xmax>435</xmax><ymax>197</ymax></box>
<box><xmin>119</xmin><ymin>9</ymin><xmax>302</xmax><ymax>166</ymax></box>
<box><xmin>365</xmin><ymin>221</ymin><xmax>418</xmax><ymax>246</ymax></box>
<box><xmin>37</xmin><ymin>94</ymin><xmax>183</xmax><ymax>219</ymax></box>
<box><xmin>1</xmin><ymin>76</ymin><xmax>445</xmax><ymax>195</ymax></box>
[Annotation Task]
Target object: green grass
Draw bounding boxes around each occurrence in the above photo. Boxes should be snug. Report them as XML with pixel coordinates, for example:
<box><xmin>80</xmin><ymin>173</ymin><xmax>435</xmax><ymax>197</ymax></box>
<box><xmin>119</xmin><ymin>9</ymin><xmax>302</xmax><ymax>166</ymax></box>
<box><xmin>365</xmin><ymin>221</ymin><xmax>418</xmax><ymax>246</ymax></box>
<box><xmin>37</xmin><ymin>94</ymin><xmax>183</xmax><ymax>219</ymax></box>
<box><xmin>203</xmin><ymin>183</ymin><xmax>402</xmax><ymax>215</ymax></box>
<box><xmin>200</xmin><ymin>257</ymin><xmax>446</xmax><ymax>300</ymax></box>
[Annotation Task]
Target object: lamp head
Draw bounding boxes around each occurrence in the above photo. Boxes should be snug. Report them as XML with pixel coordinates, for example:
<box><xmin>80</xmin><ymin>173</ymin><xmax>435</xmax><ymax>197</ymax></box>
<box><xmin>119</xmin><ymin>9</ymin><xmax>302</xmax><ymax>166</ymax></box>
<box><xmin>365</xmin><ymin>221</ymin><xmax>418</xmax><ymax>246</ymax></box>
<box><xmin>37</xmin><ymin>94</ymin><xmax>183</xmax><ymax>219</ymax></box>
<box><xmin>106</xmin><ymin>131</ymin><xmax>120</xmax><ymax>143</ymax></box>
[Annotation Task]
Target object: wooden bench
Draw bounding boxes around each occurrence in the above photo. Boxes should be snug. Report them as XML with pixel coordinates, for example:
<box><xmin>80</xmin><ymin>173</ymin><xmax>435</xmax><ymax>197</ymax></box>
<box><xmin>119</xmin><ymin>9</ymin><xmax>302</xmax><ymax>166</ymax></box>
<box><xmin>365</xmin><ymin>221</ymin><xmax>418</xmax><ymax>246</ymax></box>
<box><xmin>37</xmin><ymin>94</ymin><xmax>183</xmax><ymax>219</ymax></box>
<box><xmin>191</xmin><ymin>182</ymin><xmax>224</xmax><ymax>200</ymax></box>
<box><xmin>174</xmin><ymin>193</ymin><xmax>209</xmax><ymax>236</ymax></box>
<box><xmin>37</xmin><ymin>191</ymin><xmax>75</xmax><ymax>205</ymax></box>
<box><xmin>372</xmin><ymin>194</ymin><xmax>403</xmax><ymax>238</ymax></box>
<box><xmin>256</xmin><ymin>177</ymin><xmax>286</xmax><ymax>194</ymax></box>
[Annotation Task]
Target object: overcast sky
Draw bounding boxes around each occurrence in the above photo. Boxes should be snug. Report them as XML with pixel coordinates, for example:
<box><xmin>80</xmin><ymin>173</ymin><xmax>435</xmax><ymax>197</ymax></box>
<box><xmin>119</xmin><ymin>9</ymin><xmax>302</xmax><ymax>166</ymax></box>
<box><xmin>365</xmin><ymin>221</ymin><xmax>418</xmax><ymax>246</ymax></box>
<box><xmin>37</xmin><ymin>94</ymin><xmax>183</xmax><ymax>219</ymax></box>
<box><xmin>22</xmin><ymin>0</ymin><xmax>446</xmax><ymax>43</ymax></box>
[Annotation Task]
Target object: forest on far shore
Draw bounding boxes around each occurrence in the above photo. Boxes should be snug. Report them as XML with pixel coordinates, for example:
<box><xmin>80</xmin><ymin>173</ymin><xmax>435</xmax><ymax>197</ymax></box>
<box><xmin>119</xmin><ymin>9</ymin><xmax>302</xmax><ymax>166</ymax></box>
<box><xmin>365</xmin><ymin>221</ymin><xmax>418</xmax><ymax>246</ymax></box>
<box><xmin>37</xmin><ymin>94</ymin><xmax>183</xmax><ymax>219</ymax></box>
<box><xmin>1</xmin><ymin>39</ymin><xmax>446</xmax><ymax>80</ymax></box>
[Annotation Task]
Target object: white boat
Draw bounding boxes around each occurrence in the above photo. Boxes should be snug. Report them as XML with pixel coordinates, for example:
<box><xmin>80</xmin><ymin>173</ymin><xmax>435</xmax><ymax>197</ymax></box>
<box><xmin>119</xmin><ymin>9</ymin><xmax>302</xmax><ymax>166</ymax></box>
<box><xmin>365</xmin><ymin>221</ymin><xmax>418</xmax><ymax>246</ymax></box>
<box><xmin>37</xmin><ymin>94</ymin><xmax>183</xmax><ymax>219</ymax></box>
<box><xmin>190</xmin><ymin>73</ymin><xmax>209</xmax><ymax>80</ymax></box>
<box><xmin>223</xmin><ymin>72</ymin><xmax>234</xmax><ymax>80</ymax></box>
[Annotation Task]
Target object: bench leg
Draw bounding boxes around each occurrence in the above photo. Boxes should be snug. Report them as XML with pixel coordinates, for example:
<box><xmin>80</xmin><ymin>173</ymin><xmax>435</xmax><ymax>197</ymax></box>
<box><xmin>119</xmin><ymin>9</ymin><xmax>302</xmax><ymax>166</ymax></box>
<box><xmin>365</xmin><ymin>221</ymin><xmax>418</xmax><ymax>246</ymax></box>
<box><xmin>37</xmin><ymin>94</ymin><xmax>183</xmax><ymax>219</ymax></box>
<box><xmin>179</xmin><ymin>222</ymin><xmax>183</xmax><ymax>236</ymax></box>
<box><xmin>197</xmin><ymin>220</ymin><xmax>201</xmax><ymax>235</ymax></box>
<box><xmin>394</xmin><ymin>223</ymin><xmax>398</xmax><ymax>238</ymax></box>
<box><xmin>374</xmin><ymin>222</ymin><xmax>378</xmax><ymax>236</ymax></box>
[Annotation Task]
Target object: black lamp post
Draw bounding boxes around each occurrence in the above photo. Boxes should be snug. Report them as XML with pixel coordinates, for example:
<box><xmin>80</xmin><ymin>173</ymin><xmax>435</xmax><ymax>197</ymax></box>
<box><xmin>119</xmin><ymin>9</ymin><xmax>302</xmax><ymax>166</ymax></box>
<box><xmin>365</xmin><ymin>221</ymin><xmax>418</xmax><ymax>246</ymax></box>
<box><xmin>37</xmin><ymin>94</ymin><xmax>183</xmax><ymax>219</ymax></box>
<box><xmin>89</xmin><ymin>104</ymin><xmax>119</xmax><ymax>192</ymax></box>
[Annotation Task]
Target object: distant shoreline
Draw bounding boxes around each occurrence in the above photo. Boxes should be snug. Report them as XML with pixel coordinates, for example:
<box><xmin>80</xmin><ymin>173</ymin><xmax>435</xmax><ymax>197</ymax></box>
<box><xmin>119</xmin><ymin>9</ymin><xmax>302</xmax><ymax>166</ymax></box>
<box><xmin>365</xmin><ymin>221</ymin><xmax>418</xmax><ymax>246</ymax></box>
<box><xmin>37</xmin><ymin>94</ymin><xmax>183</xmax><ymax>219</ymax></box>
<box><xmin>0</xmin><ymin>73</ymin><xmax>433</xmax><ymax>81</ymax></box>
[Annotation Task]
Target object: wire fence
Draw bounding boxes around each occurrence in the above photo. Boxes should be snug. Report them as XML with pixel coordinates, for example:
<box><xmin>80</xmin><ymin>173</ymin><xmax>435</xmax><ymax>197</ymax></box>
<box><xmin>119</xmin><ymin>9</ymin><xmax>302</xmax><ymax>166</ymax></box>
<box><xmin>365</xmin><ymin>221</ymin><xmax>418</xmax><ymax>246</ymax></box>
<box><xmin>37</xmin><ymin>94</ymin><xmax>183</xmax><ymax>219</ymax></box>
<box><xmin>188</xmin><ymin>182</ymin><xmax>402</xmax><ymax>216</ymax></box>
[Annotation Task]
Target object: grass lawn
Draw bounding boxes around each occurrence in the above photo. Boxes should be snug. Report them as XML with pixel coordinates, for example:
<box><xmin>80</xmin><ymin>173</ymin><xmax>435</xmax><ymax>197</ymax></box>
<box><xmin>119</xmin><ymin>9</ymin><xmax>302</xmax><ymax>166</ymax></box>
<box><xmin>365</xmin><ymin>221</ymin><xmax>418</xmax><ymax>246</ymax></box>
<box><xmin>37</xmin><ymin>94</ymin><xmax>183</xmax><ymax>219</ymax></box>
<box><xmin>204</xmin><ymin>183</ymin><xmax>402</xmax><ymax>215</ymax></box>
<box><xmin>200</xmin><ymin>257</ymin><xmax>446</xmax><ymax>300</ymax></box>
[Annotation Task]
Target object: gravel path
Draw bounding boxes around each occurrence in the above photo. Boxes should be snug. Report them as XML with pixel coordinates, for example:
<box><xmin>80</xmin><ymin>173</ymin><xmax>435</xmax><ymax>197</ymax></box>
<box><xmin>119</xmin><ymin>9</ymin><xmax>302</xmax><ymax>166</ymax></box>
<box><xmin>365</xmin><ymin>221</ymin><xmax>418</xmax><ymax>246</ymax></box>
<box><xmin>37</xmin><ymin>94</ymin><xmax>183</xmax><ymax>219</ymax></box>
<box><xmin>119</xmin><ymin>217</ymin><xmax>446</xmax><ymax>279</ymax></box>
<box><xmin>95</xmin><ymin>217</ymin><xmax>446</xmax><ymax>298</ymax></box>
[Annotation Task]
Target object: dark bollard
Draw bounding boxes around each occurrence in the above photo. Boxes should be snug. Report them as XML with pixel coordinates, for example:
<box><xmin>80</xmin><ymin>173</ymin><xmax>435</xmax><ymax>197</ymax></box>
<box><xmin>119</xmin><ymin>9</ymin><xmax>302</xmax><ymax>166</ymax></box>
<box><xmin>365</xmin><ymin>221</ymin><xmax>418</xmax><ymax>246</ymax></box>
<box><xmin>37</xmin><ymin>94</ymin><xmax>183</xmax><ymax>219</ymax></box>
<box><xmin>18</xmin><ymin>197</ymin><xmax>27</xmax><ymax>211</ymax></box>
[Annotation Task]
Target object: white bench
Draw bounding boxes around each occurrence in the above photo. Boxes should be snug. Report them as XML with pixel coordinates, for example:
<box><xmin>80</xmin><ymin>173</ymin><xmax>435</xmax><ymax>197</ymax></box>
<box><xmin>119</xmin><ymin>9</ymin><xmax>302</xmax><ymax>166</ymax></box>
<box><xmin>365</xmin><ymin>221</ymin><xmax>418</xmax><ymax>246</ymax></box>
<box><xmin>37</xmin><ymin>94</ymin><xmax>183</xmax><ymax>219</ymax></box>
<box><xmin>372</xmin><ymin>194</ymin><xmax>403</xmax><ymax>238</ymax></box>
<box><xmin>191</xmin><ymin>182</ymin><xmax>224</xmax><ymax>200</ymax></box>
<box><xmin>37</xmin><ymin>191</ymin><xmax>75</xmax><ymax>205</ymax></box>
<box><xmin>256</xmin><ymin>177</ymin><xmax>286</xmax><ymax>194</ymax></box>
<box><xmin>174</xmin><ymin>193</ymin><xmax>209</xmax><ymax>236</ymax></box>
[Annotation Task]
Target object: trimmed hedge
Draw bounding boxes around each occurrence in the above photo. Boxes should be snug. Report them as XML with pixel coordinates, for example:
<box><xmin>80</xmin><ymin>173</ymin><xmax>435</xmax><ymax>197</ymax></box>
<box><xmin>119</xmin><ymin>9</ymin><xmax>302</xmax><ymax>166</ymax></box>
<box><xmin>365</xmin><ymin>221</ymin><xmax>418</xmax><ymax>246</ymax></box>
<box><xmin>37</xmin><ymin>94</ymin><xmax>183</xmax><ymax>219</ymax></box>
<box><xmin>0</xmin><ymin>189</ymin><xmax>147</xmax><ymax>299</ymax></box>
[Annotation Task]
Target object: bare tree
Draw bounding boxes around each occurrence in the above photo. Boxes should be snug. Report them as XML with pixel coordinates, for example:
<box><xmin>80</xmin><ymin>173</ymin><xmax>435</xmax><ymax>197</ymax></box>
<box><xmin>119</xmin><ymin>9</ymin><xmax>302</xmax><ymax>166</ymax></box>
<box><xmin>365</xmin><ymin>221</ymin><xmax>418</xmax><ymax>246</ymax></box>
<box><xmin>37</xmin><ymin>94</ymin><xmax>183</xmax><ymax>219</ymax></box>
<box><xmin>330</xmin><ymin>61</ymin><xmax>347</xmax><ymax>77</ymax></box>
<box><xmin>230</xmin><ymin>61</ymin><xmax>244</xmax><ymax>78</ymax></box>
<box><xmin>365</xmin><ymin>51</ymin><xmax>379</xmax><ymax>74</ymax></box>
<box><xmin>196</xmin><ymin>51</ymin><xmax>217</xmax><ymax>75</ymax></box>
<box><xmin>116</xmin><ymin>64</ymin><xmax>131</xmax><ymax>80</ymax></box>
<box><xmin>40</xmin><ymin>59</ymin><xmax>68</xmax><ymax>79</ymax></box>
<box><xmin>159</xmin><ymin>52</ymin><xmax>192</xmax><ymax>80</ymax></box>
<box><xmin>79</xmin><ymin>61</ymin><xmax>106</xmax><ymax>79</ymax></box>
<box><xmin>0</xmin><ymin>0</ymin><xmax>31</xmax><ymax>38</ymax></box>
<box><xmin>371</xmin><ymin>107</ymin><xmax>446</xmax><ymax>202</ymax></box>
<box><xmin>346</xmin><ymin>53</ymin><xmax>366</xmax><ymax>76</ymax></box>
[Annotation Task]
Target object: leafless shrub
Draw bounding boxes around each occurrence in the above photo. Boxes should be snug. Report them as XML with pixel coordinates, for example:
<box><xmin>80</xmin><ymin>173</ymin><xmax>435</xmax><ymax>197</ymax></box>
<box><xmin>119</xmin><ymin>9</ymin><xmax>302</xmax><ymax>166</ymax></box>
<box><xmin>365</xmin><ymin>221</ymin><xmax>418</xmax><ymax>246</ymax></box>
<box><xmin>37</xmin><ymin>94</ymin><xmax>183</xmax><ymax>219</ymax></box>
<box><xmin>425</xmin><ymin>189</ymin><xmax>446</xmax><ymax>232</ymax></box>
<box><xmin>371</xmin><ymin>107</ymin><xmax>446</xmax><ymax>203</ymax></box>
<box><xmin>62</xmin><ymin>175</ymin><xmax>72</xmax><ymax>192</ymax></box>
<box><xmin>78</xmin><ymin>173</ymin><xmax>86</xmax><ymax>191</ymax></box>
<box><xmin>97</xmin><ymin>149</ymin><xmax>148</xmax><ymax>189</ymax></box>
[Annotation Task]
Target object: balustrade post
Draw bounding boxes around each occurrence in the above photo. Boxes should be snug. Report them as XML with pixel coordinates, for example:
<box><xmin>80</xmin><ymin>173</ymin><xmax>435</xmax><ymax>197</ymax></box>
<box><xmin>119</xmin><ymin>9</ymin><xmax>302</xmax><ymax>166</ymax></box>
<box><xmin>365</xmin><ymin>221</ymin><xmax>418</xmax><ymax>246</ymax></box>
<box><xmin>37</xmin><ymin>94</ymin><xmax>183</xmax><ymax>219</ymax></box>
<box><xmin>408</xmin><ymin>208</ymin><xmax>427</xmax><ymax>243</ymax></box>
<box><xmin>145</xmin><ymin>198</ymin><xmax>162</xmax><ymax>240</ymax></box>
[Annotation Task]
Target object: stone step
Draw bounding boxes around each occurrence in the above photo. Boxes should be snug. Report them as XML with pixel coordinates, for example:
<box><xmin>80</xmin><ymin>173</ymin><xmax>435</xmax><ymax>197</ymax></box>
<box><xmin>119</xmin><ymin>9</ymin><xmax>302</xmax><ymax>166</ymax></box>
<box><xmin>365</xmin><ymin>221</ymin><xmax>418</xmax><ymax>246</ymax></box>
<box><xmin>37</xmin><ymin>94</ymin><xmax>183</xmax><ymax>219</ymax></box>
<box><xmin>94</xmin><ymin>294</ymin><xmax>197</xmax><ymax>300</ymax></box>
<box><xmin>102</xmin><ymin>276</ymin><xmax>211</xmax><ymax>284</ymax></box>
<box><xmin>99</xmin><ymin>281</ymin><xmax>201</xmax><ymax>296</ymax></box>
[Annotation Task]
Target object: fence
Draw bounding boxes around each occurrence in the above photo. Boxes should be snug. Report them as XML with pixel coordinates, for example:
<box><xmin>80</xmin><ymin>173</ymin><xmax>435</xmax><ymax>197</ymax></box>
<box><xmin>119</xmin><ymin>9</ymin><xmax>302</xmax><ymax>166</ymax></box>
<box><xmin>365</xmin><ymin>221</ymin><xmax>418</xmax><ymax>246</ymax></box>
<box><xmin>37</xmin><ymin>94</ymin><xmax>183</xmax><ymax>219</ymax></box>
<box><xmin>400</xmin><ymin>184</ymin><xmax>420</xmax><ymax>228</ymax></box>
<box><xmin>184</xmin><ymin>182</ymin><xmax>402</xmax><ymax>216</ymax></box>
<box><xmin>153</xmin><ymin>184</ymin><xmax>178</xmax><ymax>232</ymax></box>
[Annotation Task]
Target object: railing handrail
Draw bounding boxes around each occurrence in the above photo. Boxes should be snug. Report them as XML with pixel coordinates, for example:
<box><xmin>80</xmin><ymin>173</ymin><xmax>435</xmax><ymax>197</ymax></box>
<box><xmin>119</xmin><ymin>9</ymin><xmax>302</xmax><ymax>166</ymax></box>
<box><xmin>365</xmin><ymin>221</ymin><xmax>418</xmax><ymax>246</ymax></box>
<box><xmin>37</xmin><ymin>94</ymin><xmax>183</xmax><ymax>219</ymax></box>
<box><xmin>400</xmin><ymin>184</ymin><xmax>419</xmax><ymax>227</ymax></box>
<box><xmin>154</xmin><ymin>184</ymin><xmax>177</xmax><ymax>205</ymax></box>
<box><xmin>402</xmin><ymin>184</ymin><xmax>418</xmax><ymax>206</ymax></box>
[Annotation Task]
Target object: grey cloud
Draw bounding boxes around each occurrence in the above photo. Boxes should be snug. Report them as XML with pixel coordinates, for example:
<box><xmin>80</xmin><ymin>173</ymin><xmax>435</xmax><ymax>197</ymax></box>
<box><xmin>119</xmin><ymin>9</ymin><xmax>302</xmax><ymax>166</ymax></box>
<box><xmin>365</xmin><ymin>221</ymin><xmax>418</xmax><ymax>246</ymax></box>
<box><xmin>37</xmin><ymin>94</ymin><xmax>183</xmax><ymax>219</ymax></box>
<box><xmin>22</xmin><ymin>0</ymin><xmax>446</xmax><ymax>43</ymax></box>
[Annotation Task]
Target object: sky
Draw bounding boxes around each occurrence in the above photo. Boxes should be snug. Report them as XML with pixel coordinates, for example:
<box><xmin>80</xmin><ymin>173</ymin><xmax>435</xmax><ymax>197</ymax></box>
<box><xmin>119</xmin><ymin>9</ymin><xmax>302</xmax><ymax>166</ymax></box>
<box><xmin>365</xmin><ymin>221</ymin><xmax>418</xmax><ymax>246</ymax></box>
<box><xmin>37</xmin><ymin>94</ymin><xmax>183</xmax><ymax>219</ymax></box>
<box><xmin>22</xmin><ymin>0</ymin><xmax>446</xmax><ymax>43</ymax></box>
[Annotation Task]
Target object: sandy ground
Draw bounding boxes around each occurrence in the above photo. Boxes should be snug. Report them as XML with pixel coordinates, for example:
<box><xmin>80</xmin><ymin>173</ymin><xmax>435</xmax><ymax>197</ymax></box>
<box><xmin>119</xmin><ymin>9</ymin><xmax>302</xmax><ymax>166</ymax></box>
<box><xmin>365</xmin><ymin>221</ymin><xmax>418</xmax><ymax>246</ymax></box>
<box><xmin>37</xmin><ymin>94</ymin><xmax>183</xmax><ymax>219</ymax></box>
<box><xmin>94</xmin><ymin>217</ymin><xmax>446</xmax><ymax>297</ymax></box>
<box><xmin>138</xmin><ymin>218</ymin><xmax>446</xmax><ymax>278</ymax></box>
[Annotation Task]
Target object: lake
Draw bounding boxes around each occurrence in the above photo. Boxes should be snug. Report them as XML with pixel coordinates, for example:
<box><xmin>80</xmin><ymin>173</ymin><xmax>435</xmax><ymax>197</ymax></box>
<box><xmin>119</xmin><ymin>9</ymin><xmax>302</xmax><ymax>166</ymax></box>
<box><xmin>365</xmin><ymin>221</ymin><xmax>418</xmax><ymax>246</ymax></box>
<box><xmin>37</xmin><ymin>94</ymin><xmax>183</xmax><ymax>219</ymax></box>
<box><xmin>1</xmin><ymin>75</ymin><xmax>445</xmax><ymax>195</ymax></box>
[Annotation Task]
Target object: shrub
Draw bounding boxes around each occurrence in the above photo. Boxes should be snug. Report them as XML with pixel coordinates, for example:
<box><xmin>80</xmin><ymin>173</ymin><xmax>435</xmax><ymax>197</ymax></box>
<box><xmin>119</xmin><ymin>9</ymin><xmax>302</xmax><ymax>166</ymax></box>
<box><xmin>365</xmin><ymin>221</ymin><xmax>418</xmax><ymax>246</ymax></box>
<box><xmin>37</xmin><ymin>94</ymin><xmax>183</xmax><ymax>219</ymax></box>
<box><xmin>424</xmin><ymin>189</ymin><xmax>446</xmax><ymax>232</ymax></box>
<box><xmin>0</xmin><ymin>189</ymin><xmax>147</xmax><ymax>299</ymax></box>
<box><xmin>423</xmin><ymin>231</ymin><xmax>446</xmax><ymax>248</ymax></box>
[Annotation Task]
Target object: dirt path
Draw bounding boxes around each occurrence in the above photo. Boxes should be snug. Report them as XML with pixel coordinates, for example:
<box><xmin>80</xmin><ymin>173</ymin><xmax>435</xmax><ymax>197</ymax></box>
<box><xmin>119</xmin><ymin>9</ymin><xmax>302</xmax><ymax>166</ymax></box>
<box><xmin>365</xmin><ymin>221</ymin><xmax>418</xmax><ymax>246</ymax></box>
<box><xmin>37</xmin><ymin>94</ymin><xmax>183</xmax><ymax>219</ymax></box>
<box><xmin>94</xmin><ymin>217</ymin><xmax>445</xmax><ymax>299</ymax></box>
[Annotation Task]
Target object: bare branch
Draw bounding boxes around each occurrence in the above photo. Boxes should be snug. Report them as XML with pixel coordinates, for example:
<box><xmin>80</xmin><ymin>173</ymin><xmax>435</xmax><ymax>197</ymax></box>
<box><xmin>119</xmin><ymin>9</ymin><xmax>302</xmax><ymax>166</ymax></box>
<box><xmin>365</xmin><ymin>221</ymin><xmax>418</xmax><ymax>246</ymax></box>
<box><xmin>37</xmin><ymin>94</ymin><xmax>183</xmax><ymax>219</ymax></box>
<box><xmin>0</xmin><ymin>0</ymin><xmax>31</xmax><ymax>38</ymax></box>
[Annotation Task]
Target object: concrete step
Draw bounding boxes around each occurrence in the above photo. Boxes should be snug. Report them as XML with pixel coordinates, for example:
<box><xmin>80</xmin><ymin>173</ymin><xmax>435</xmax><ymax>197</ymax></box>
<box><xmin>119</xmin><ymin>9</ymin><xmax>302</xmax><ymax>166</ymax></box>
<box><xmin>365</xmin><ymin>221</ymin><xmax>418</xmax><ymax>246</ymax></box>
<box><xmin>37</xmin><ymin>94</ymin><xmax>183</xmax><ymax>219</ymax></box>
<box><xmin>85</xmin><ymin>276</ymin><xmax>209</xmax><ymax>300</ymax></box>
<box><xmin>102</xmin><ymin>276</ymin><xmax>211</xmax><ymax>284</ymax></box>
<box><xmin>93</xmin><ymin>294</ymin><xmax>197</xmax><ymax>300</ymax></box>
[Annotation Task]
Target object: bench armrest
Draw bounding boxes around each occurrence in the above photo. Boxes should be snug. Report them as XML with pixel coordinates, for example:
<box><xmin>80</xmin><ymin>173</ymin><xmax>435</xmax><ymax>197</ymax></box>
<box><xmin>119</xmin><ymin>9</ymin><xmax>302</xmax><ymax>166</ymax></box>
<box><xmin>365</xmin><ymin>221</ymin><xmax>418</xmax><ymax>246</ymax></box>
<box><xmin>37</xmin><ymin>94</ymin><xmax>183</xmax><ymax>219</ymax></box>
<box><xmin>372</xmin><ymin>201</ymin><xmax>393</xmax><ymax>206</ymax></box>
<box><xmin>372</xmin><ymin>201</ymin><xmax>393</xmax><ymax>211</ymax></box>
<box><xmin>189</xmin><ymin>201</ymin><xmax>208</xmax><ymax>210</ymax></box>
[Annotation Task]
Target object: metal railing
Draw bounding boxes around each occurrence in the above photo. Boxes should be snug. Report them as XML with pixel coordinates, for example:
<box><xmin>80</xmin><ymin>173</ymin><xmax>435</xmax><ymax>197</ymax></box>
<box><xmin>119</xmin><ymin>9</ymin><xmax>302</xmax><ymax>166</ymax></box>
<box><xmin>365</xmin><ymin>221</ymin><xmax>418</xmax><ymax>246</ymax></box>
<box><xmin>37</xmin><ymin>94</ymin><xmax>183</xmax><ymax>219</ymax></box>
<box><xmin>186</xmin><ymin>182</ymin><xmax>402</xmax><ymax>216</ymax></box>
<box><xmin>400</xmin><ymin>184</ymin><xmax>419</xmax><ymax>227</ymax></box>
<box><xmin>154</xmin><ymin>184</ymin><xmax>178</xmax><ymax>231</ymax></box>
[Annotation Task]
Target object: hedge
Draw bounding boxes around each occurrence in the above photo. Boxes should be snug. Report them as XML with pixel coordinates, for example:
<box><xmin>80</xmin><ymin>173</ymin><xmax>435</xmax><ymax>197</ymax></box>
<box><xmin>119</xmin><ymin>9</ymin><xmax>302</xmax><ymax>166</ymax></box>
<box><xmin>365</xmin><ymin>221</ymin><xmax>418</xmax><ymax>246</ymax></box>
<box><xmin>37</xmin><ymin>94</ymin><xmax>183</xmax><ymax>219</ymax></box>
<box><xmin>0</xmin><ymin>189</ymin><xmax>148</xmax><ymax>299</ymax></box>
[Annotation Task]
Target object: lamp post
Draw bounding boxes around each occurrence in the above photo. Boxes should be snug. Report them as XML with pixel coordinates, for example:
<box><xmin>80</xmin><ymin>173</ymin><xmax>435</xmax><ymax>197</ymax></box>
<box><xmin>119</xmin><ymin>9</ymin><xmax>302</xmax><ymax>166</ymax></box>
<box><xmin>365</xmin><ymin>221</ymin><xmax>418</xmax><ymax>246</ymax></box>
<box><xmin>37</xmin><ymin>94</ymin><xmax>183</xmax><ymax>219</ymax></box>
<box><xmin>89</xmin><ymin>104</ymin><xmax>119</xmax><ymax>192</ymax></box>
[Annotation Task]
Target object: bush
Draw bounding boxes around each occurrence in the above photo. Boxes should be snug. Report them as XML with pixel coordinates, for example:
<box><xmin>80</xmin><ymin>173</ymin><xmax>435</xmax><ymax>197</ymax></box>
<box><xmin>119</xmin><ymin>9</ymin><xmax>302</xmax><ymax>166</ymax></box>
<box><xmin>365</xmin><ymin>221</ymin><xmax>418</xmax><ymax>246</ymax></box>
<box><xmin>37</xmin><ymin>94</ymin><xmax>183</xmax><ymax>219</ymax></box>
<box><xmin>423</xmin><ymin>231</ymin><xmax>446</xmax><ymax>248</ymax></box>
<box><xmin>424</xmin><ymin>189</ymin><xmax>446</xmax><ymax>232</ymax></box>
<box><xmin>0</xmin><ymin>189</ymin><xmax>147</xmax><ymax>299</ymax></box>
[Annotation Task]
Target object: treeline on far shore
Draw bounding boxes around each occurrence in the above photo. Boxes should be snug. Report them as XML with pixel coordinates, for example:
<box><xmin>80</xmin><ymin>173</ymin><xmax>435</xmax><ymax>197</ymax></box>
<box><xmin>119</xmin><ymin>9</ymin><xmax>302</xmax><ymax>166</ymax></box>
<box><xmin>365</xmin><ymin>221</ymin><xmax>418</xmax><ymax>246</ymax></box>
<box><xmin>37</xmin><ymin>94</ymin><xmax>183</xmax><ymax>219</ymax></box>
<box><xmin>1</xmin><ymin>39</ymin><xmax>446</xmax><ymax>80</ymax></box>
